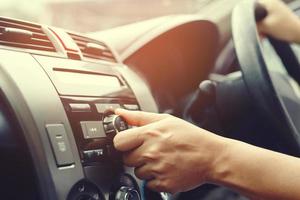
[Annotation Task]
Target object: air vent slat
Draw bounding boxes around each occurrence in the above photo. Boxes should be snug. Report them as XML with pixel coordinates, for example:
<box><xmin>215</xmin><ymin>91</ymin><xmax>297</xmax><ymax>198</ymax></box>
<box><xmin>69</xmin><ymin>33</ymin><xmax>105</xmax><ymax>44</ymax></box>
<box><xmin>0</xmin><ymin>41</ymin><xmax>55</xmax><ymax>51</ymax></box>
<box><xmin>0</xmin><ymin>26</ymin><xmax>48</xmax><ymax>39</ymax></box>
<box><xmin>69</xmin><ymin>32</ymin><xmax>117</xmax><ymax>63</ymax></box>
<box><xmin>0</xmin><ymin>21</ymin><xmax>43</xmax><ymax>34</ymax></box>
<box><xmin>0</xmin><ymin>36</ymin><xmax>53</xmax><ymax>46</ymax></box>
<box><xmin>33</xmin><ymin>33</ymin><xmax>50</xmax><ymax>40</ymax></box>
<box><xmin>0</xmin><ymin>17</ymin><xmax>56</xmax><ymax>52</ymax></box>
<box><xmin>82</xmin><ymin>53</ymin><xmax>115</xmax><ymax>61</ymax></box>
<box><xmin>0</xmin><ymin>17</ymin><xmax>40</xmax><ymax>28</ymax></box>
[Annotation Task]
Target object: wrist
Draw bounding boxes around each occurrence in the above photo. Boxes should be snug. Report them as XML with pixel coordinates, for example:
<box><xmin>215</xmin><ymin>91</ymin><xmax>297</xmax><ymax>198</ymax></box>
<box><xmin>206</xmin><ymin>137</ymin><xmax>237</xmax><ymax>184</ymax></box>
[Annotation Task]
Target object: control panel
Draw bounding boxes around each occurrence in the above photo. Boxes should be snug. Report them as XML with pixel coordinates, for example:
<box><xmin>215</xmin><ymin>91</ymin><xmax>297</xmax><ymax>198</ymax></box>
<box><xmin>63</xmin><ymin>99</ymin><xmax>142</xmax><ymax>200</ymax></box>
<box><xmin>0</xmin><ymin>31</ymin><xmax>158</xmax><ymax>199</ymax></box>
<box><xmin>62</xmin><ymin>99</ymin><xmax>139</xmax><ymax>165</ymax></box>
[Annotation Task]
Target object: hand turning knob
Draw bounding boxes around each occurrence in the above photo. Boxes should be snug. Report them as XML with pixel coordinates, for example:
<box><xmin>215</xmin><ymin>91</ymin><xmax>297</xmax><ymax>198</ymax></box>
<box><xmin>103</xmin><ymin>114</ymin><xmax>128</xmax><ymax>136</ymax></box>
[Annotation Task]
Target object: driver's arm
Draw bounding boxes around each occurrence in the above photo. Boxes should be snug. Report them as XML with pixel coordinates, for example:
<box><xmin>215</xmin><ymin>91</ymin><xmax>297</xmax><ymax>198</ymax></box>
<box><xmin>112</xmin><ymin>2</ymin><xmax>300</xmax><ymax>200</ymax></box>
<box><xmin>113</xmin><ymin>109</ymin><xmax>300</xmax><ymax>200</ymax></box>
<box><xmin>212</xmin><ymin>137</ymin><xmax>300</xmax><ymax>200</ymax></box>
<box><xmin>258</xmin><ymin>0</ymin><xmax>300</xmax><ymax>43</ymax></box>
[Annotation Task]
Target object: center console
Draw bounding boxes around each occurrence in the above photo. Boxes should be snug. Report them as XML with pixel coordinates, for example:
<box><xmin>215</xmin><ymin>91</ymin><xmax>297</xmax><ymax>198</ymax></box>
<box><xmin>0</xmin><ymin>50</ymin><xmax>158</xmax><ymax>200</ymax></box>
<box><xmin>0</xmin><ymin>16</ymin><xmax>158</xmax><ymax>200</ymax></box>
<box><xmin>37</xmin><ymin>56</ymin><xmax>158</xmax><ymax>200</ymax></box>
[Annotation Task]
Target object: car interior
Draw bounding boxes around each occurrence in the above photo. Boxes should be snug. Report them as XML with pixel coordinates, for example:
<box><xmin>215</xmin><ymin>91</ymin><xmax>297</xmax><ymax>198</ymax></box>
<box><xmin>1</xmin><ymin>0</ymin><xmax>300</xmax><ymax>199</ymax></box>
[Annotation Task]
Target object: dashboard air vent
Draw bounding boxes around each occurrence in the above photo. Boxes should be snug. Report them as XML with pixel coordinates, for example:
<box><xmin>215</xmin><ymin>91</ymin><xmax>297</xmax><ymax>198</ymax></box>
<box><xmin>0</xmin><ymin>17</ymin><xmax>56</xmax><ymax>52</ymax></box>
<box><xmin>69</xmin><ymin>33</ymin><xmax>117</xmax><ymax>63</ymax></box>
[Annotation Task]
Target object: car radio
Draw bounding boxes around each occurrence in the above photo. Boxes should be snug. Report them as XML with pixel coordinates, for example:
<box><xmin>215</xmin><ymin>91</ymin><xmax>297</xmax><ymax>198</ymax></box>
<box><xmin>31</xmin><ymin>55</ymin><xmax>152</xmax><ymax>200</ymax></box>
<box><xmin>63</xmin><ymin>98</ymin><xmax>138</xmax><ymax>165</ymax></box>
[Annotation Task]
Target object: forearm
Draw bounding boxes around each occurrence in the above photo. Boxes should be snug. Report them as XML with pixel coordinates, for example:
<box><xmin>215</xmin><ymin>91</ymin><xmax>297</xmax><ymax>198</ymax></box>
<box><xmin>210</xmin><ymin>138</ymin><xmax>300</xmax><ymax>200</ymax></box>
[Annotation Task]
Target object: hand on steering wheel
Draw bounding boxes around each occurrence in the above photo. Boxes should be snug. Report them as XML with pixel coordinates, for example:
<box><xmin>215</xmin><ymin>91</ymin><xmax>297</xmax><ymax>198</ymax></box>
<box><xmin>257</xmin><ymin>0</ymin><xmax>300</xmax><ymax>43</ymax></box>
<box><xmin>232</xmin><ymin>0</ymin><xmax>300</xmax><ymax>156</ymax></box>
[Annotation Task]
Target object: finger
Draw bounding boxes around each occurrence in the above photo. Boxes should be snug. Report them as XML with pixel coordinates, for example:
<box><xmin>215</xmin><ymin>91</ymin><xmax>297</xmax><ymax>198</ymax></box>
<box><xmin>113</xmin><ymin>125</ymin><xmax>148</xmax><ymax>151</ymax></box>
<box><xmin>115</xmin><ymin>108</ymin><xmax>168</xmax><ymax>126</ymax></box>
<box><xmin>134</xmin><ymin>165</ymin><xmax>156</xmax><ymax>180</ymax></box>
<box><xmin>123</xmin><ymin>149</ymin><xmax>146</xmax><ymax>167</ymax></box>
<box><xmin>146</xmin><ymin>179</ymin><xmax>168</xmax><ymax>193</ymax></box>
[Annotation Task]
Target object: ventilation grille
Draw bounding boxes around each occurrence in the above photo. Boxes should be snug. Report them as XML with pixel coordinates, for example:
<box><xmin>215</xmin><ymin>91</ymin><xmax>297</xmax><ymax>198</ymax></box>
<box><xmin>69</xmin><ymin>33</ymin><xmax>117</xmax><ymax>63</ymax></box>
<box><xmin>0</xmin><ymin>17</ymin><xmax>56</xmax><ymax>52</ymax></box>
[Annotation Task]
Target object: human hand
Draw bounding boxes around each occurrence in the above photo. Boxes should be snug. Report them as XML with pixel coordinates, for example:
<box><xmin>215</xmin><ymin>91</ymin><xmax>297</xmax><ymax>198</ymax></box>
<box><xmin>113</xmin><ymin>109</ymin><xmax>226</xmax><ymax>194</ymax></box>
<box><xmin>257</xmin><ymin>0</ymin><xmax>300</xmax><ymax>43</ymax></box>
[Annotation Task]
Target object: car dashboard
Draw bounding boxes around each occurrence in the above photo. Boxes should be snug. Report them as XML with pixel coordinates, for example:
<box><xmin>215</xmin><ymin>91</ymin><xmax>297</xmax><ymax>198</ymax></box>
<box><xmin>0</xmin><ymin>16</ymin><xmax>218</xmax><ymax>200</ymax></box>
<box><xmin>0</xmin><ymin>16</ymin><xmax>158</xmax><ymax>200</ymax></box>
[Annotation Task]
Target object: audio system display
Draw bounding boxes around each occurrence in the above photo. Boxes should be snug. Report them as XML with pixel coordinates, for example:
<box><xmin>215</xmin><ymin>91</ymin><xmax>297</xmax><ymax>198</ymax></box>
<box><xmin>48</xmin><ymin>69</ymin><xmax>128</xmax><ymax>97</ymax></box>
<box><xmin>55</xmin><ymin>71</ymin><xmax>122</xmax><ymax>89</ymax></box>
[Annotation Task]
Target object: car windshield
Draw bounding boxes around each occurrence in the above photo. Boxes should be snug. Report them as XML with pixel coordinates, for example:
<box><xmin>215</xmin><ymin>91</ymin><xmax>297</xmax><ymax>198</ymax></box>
<box><xmin>0</xmin><ymin>0</ymin><xmax>239</xmax><ymax>33</ymax></box>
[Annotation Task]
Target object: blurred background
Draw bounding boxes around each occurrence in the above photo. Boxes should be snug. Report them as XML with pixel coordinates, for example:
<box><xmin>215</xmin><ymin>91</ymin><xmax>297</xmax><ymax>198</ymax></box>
<box><xmin>0</xmin><ymin>0</ymin><xmax>294</xmax><ymax>33</ymax></box>
<box><xmin>0</xmin><ymin>0</ymin><xmax>240</xmax><ymax>33</ymax></box>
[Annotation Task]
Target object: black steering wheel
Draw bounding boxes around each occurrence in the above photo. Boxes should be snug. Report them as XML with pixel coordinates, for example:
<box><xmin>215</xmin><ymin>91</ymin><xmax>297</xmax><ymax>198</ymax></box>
<box><xmin>232</xmin><ymin>0</ymin><xmax>300</xmax><ymax>156</ymax></box>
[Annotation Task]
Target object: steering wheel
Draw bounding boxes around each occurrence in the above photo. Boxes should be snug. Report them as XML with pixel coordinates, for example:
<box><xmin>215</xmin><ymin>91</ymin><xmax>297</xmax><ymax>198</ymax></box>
<box><xmin>232</xmin><ymin>0</ymin><xmax>300</xmax><ymax>156</ymax></box>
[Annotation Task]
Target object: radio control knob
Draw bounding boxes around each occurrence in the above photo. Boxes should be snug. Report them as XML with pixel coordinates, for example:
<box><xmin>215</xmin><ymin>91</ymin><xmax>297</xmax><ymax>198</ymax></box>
<box><xmin>103</xmin><ymin>114</ymin><xmax>128</xmax><ymax>136</ymax></box>
<box><xmin>115</xmin><ymin>186</ymin><xmax>140</xmax><ymax>200</ymax></box>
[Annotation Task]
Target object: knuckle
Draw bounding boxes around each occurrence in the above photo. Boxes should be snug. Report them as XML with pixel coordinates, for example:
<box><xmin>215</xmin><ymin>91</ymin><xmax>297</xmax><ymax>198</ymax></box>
<box><xmin>134</xmin><ymin>167</ymin><xmax>154</xmax><ymax>180</ymax></box>
<box><xmin>144</xmin><ymin>129</ymin><xmax>161</xmax><ymax>137</ymax></box>
<box><xmin>142</xmin><ymin>147</ymin><xmax>161</xmax><ymax>161</ymax></box>
<box><xmin>141</xmin><ymin>152</ymin><xmax>156</xmax><ymax>161</ymax></box>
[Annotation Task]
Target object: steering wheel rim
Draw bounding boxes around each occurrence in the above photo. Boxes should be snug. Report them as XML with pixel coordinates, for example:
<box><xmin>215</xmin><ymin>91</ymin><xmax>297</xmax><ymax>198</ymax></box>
<box><xmin>232</xmin><ymin>0</ymin><xmax>300</xmax><ymax>156</ymax></box>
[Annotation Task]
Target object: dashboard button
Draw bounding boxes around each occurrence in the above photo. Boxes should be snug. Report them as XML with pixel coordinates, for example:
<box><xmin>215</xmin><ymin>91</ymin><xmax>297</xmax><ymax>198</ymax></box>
<box><xmin>83</xmin><ymin>150</ymin><xmax>94</xmax><ymax>160</ymax></box>
<box><xmin>123</xmin><ymin>104</ymin><xmax>139</xmax><ymax>110</ymax></box>
<box><xmin>83</xmin><ymin>149</ymin><xmax>105</xmax><ymax>162</ymax></box>
<box><xmin>46</xmin><ymin>124</ymin><xmax>74</xmax><ymax>167</ymax></box>
<box><xmin>95</xmin><ymin>103</ymin><xmax>120</xmax><ymax>113</ymax></box>
<box><xmin>94</xmin><ymin>149</ymin><xmax>104</xmax><ymax>157</ymax></box>
<box><xmin>69</xmin><ymin>103</ymin><xmax>91</xmax><ymax>112</ymax></box>
<box><xmin>80</xmin><ymin>121</ymin><xmax>106</xmax><ymax>139</ymax></box>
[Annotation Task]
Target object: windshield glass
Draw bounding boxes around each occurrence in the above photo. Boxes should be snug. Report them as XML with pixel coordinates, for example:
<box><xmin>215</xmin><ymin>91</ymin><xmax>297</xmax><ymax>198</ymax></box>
<box><xmin>0</xmin><ymin>0</ymin><xmax>238</xmax><ymax>33</ymax></box>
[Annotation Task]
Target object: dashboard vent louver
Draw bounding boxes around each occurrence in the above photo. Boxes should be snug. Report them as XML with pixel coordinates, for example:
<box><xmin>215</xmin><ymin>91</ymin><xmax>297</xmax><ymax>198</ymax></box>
<box><xmin>0</xmin><ymin>17</ymin><xmax>56</xmax><ymax>52</ymax></box>
<box><xmin>69</xmin><ymin>33</ymin><xmax>117</xmax><ymax>63</ymax></box>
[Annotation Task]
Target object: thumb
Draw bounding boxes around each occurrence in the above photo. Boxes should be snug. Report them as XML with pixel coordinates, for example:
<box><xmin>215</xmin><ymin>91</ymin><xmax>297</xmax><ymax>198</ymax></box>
<box><xmin>115</xmin><ymin>109</ymin><xmax>168</xmax><ymax>126</ymax></box>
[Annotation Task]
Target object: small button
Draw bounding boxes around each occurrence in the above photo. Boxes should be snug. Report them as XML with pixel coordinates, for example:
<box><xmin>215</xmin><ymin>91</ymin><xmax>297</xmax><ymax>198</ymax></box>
<box><xmin>69</xmin><ymin>104</ymin><xmax>91</xmax><ymax>112</ymax></box>
<box><xmin>83</xmin><ymin>150</ymin><xmax>94</xmax><ymax>160</ymax></box>
<box><xmin>123</xmin><ymin>104</ymin><xmax>139</xmax><ymax>110</ymax></box>
<box><xmin>46</xmin><ymin>124</ymin><xmax>74</xmax><ymax>167</ymax></box>
<box><xmin>80</xmin><ymin>121</ymin><xmax>106</xmax><ymax>139</ymax></box>
<box><xmin>94</xmin><ymin>149</ymin><xmax>104</xmax><ymax>157</ymax></box>
<box><xmin>95</xmin><ymin>104</ymin><xmax>120</xmax><ymax>113</ymax></box>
